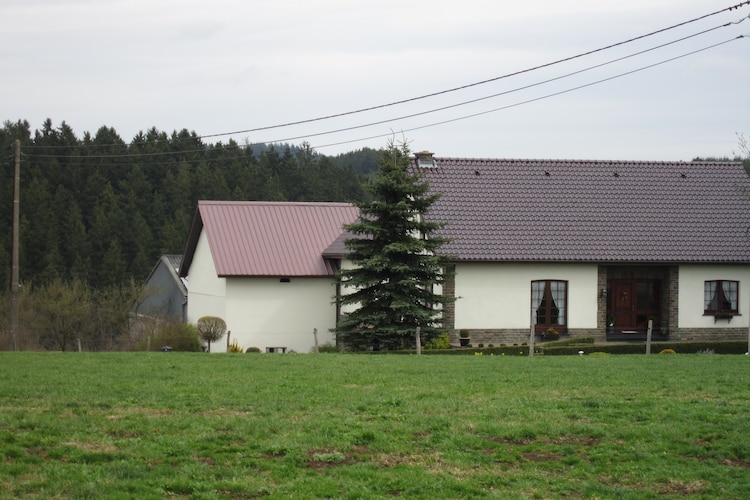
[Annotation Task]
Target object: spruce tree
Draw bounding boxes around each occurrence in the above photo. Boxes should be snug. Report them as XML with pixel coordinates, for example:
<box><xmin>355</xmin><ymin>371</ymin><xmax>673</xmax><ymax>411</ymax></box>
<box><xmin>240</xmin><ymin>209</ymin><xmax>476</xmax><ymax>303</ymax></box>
<box><xmin>335</xmin><ymin>140</ymin><xmax>451</xmax><ymax>351</ymax></box>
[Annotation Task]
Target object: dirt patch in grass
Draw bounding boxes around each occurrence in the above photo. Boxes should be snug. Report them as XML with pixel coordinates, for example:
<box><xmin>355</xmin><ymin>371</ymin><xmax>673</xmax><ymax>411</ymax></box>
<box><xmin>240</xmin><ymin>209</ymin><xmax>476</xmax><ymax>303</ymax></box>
<box><xmin>65</xmin><ymin>440</ymin><xmax>120</xmax><ymax>453</ymax></box>
<box><xmin>522</xmin><ymin>450</ymin><xmax>562</xmax><ymax>462</ymax></box>
<box><xmin>489</xmin><ymin>434</ymin><xmax>599</xmax><ymax>447</ymax></box>
<box><xmin>547</xmin><ymin>435</ymin><xmax>600</xmax><ymax>447</ymax></box>
<box><xmin>489</xmin><ymin>436</ymin><xmax>535</xmax><ymax>446</ymax></box>
<box><xmin>722</xmin><ymin>458</ymin><xmax>750</xmax><ymax>469</ymax></box>
<box><xmin>655</xmin><ymin>479</ymin><xmax>709</xmax><ymax>496</ymax></box>
<box><xmin>102</xmin><ymin>407</ymin><xmax>174</xmax><ymax>419</ymax></box>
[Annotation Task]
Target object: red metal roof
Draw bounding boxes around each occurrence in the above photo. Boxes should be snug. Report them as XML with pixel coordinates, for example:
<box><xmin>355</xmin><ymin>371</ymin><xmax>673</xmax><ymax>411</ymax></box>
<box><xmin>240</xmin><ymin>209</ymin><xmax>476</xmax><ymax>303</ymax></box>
<box><xmin>182</xmin><ymin>201</ymin><xmax>359</xmax><ymax>277</ymax></box>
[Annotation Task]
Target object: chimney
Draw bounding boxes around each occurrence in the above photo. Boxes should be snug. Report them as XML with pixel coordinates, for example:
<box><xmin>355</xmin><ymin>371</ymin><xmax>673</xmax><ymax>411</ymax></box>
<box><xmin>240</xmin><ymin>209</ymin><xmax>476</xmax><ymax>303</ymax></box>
<box><xmin>415</xmin><ymin>150</ymin><xmax>437</xmax><ymax>168</ymax></box>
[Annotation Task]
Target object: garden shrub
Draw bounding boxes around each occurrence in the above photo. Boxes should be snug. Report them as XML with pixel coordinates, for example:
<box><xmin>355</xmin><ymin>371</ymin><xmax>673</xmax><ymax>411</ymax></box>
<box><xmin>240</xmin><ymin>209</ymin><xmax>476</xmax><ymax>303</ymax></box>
<box><xmin>543</xmin><ymin>341</ymin><xmax>746</xmax><ymax>356</ymax></box>
<box><xmin>546</xmin><ymin>336</ymin><xmax>596</xmax><ymax>346</ymax></box>
<box><xmin>317</xmin><ymin>342</ymin><xmax>340</xmax><ymax>353</ymax></box>
<box><xmin>136</xmin><ymin>321</ymin><xmax>202</xmax><ymax>352</ymax></box>
<box><xmin>227</xmin><ymin>339</ymin><xmax>243</xmax><ymax>353</ymax></box>
<box><xmin>245</xmin><ymin>347</ymin><xmax>261</xmax><ymax>353</ymax></box>
<box><xmin>659</xmin><ymin>348</ymin><xmax>676</xmax><ymax>355</ymax></box>
<box><xmin>425</xmin><ymin>332</ymin><xmax>451</xmax><ymax>350</ymax></box>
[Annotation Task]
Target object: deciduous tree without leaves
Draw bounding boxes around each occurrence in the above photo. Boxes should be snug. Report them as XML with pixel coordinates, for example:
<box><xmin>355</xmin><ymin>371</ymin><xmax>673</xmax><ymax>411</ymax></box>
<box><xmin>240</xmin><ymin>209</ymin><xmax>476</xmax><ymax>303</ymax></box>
<box><xmin>197</xmin><ymin>316</ymin><xmax>227</xmax><ymax>352</ymax></box>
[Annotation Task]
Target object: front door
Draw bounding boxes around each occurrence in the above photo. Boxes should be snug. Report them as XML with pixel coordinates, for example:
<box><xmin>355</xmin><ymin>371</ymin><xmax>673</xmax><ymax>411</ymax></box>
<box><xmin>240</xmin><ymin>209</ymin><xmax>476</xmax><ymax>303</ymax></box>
<box><xmin>610</xmin><ymin>280</ymin><xmax>661</xmax><ymax>332</ymax></box>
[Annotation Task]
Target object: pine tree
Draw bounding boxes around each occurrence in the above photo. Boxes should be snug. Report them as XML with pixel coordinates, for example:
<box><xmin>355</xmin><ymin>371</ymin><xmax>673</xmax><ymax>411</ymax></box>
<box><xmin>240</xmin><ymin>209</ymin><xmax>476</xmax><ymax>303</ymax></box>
<box><xmin>334</xmin><ymin>140</ymin><xmax>451</xmax><ymax>351</ymax></box>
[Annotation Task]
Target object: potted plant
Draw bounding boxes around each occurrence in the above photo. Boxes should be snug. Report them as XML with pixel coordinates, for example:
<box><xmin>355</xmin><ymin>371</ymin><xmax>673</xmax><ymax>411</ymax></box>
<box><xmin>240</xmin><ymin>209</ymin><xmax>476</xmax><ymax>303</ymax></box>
<box><xmin>542</xmin><ymin>328</ymin><xmax>559</xmax><ymax>341</ymax></box>
<box><xmin>607</xmin><ymin>316</ymin><xmax>615</xmax><ymax>334</ymax></box>
<box><xmin>459</xmin><ymin>329</ymin><xmax>470</xmax><ymax>347</ymax></box>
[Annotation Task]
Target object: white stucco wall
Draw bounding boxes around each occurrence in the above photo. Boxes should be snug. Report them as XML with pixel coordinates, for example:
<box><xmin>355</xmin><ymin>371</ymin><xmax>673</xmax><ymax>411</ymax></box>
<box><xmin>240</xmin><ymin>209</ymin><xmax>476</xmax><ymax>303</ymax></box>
<box><xmin>185</xmin><ymin>228</ymin><xmax>339</xmax><ymax>353</ymax></box>
<box><xmin>339</xmin><ymin>258</ymin><xmax>358</xmax><ymax>316</ymax></box>
<box><xmin>678</xmin><ymin>265</ymin><xmax>750</xmax><ymax>329</ymax></box>
<box><xmin>185</xmin><ymin>230</ymin><xmax>226</xmax><ymax>325</ymax></box>
<box><xmin>222</xmin><ymin>277</ymin><xmax>338</xmax><ymax>353</ymax></box>
<box><xmin>453</xmin><ymin>263</ymin><xmax>599</xmax><ymax>330</ymax></box>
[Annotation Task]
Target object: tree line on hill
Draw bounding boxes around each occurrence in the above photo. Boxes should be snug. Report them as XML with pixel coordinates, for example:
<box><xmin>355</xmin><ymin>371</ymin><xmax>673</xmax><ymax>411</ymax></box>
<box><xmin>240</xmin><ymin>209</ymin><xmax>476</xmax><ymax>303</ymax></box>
<box><xmin>0</xmin><ymin>119</ymin><xmax>380</xmax><ymax>291</ymax></box>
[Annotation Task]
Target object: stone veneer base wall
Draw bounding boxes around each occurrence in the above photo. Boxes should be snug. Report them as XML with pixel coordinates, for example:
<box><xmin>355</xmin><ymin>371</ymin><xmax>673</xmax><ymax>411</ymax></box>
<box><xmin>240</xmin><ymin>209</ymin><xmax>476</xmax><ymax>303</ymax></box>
<box><xmin>451</xmin><ymin>328</ymin><xmax>746</xmax><ymax>345</ymax></box>
<box><xmin>450</xmin><ymin>329</ymin><xmax>605</xmax><ymax>346</ymax></box>
<box><xmin>672</xmin><ymin>328</ymin><xmax>748</xmax><ymax>342</ymax></box>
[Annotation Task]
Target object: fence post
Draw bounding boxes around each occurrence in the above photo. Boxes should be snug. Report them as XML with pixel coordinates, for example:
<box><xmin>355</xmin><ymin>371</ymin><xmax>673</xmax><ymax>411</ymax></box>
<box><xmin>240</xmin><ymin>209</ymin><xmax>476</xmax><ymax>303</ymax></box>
<box><xmin>415</xmin><ymin>327</ymin><xmax>421</xmax><ymax>355</ymax></box>
<box><xmin>313</xmin><ymin>328</ymin><xmax>319</xmax><ymax>353</ymax></box>
<box><xmin>646</xmin><ymin>320</ymin><xmax>653</xmax><ymax>355</ymax></box>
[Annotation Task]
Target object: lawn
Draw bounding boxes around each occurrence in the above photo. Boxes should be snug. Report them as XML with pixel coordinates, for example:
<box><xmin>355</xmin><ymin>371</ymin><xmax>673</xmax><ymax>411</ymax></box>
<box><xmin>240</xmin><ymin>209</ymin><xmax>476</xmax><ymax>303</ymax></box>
<box><xmin>0</xmin><ymin>352</ymin><xmax>748</xmax><ymax>499</ymax></box>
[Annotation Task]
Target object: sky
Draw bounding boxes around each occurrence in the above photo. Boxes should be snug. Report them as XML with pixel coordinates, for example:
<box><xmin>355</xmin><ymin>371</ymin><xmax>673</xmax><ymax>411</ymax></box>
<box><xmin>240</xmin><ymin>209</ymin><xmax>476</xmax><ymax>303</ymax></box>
<box><xmin>1</xmin><ymin>0</ymin><xmax>748</xmax><ymax>161</ymax></box>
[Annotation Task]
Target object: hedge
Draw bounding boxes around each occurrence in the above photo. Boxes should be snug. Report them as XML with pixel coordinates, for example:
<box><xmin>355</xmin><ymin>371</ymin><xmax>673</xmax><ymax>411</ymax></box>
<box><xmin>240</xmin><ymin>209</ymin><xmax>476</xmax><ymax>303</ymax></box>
<box><xmin>541</xmin><ymin>340</ymin><xmax>748</xmax><ymax>356</ymax></box>
<box><xmin>363</xmin><ymin>339</ymin><xmax>748</xmax><ymax>356</ymax></box>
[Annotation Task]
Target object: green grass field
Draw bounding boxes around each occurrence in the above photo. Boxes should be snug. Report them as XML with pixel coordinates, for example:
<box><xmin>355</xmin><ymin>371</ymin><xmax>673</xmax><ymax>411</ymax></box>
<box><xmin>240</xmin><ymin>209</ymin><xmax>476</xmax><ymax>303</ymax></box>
<box><xmin>1</xmin><ymin>352</ymin><xmax>749</xmax><ymax>499</ymax></box>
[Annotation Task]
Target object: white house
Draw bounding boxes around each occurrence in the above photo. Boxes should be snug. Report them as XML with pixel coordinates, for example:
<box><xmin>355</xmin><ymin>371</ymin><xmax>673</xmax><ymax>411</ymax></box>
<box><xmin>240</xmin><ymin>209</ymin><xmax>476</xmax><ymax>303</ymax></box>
<box><xmin>179</xmin><ymin>201</ymin><xmax>359</xmax><ymax>352</ymax></box>
<box><xmin>412</xmin><ymin>153</ymin><xmax>750</xmax><ymax>345</ymax></box>
<box><xmin>180</xmin><ymin>155</ymin><xmax>750</xmax><ymax>350</ymax></box>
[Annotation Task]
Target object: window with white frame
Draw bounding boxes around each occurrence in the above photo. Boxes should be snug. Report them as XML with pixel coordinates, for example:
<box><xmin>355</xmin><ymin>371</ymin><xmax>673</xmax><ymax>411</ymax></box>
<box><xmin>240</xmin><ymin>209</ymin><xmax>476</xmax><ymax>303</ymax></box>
<box><xmin>704</xmin><ymin>280</ymin><xmax>739</xmax><ymax>316</ymax></box>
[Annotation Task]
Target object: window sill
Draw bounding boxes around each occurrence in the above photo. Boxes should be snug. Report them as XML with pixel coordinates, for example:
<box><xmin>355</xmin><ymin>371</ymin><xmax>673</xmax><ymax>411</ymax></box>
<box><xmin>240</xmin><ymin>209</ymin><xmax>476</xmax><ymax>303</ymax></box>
<box><xmin>704</xmin><ymin>313</ymin><xmax>739</xmax><ymax>323</ymax></box>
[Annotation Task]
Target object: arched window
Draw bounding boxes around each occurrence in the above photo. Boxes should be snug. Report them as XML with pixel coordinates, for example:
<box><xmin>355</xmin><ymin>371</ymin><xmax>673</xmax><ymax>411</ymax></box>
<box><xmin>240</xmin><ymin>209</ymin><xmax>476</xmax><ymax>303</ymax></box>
<box><xmin>531</xmin><ymin>280</ymin><xmax>568</xmax><ymax>333</ymax></box>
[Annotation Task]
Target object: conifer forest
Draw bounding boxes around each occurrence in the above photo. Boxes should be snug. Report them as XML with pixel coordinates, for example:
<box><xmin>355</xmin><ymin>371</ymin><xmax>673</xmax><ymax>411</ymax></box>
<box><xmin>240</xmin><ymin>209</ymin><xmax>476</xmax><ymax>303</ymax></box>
<box><xmin>0</xmin><ymin>119</ymin><xmax>376</xmax><ymax>290</ymax></box>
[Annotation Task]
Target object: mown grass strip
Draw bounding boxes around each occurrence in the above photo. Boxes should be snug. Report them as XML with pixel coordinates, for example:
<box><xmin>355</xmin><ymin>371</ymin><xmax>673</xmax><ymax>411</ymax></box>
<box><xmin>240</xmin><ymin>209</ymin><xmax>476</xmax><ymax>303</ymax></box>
<box><xmin>0</xmin><ymin>352</ymin><xmax>748</xmax><ymax>498</ymax></box>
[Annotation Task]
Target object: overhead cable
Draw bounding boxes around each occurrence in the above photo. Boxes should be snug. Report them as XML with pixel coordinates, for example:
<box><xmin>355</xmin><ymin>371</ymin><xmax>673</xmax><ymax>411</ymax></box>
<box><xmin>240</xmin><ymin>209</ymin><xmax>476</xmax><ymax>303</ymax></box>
<box><xmin>21</xmin><ymin>1</ymin><xmax>750</xmax><ymax>153</ymax></box>
<box><xmin>310</xmin><ymin>37</ymin><xmax>744</xmax><ymax>150</ymax></box>
<box><xmin>21</xmin><ymin>27</ymin><xmax>746</xmax><ymax>161</ymax></box>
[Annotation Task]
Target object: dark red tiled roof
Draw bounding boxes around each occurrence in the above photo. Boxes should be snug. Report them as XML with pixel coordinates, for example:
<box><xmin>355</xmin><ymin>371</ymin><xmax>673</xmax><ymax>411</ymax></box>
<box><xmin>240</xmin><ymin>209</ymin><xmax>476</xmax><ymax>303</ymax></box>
<box><xmin>180</xmin><ymin>201</ymin><xmax>359</xmax><ymax>277</ymax></box>
<box><xmin>414</xmin><ymin>158</ymin><xmax>750</xmax><ymax>263</ymax></box>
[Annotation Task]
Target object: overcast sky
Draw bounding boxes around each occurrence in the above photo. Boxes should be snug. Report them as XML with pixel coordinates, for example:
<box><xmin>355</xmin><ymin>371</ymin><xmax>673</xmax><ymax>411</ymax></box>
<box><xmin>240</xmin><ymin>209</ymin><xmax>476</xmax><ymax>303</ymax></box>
<box><xmin>2</xmin><ymin>0</ymin><xmax>748</xmax><ymax>160</ymax></box>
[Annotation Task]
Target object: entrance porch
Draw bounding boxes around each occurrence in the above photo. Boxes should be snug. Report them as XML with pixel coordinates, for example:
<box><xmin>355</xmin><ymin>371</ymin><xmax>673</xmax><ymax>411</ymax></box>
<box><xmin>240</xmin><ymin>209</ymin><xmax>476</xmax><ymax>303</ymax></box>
<box><xmin>600</xmin><ymin>265</ymin><xmax>676</xmax><ymax>341</ymax></box>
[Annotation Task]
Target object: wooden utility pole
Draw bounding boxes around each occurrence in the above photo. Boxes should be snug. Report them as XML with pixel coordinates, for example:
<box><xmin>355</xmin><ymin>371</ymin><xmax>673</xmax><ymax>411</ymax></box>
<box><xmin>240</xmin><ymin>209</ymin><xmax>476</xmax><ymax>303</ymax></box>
<box><xmin>10</xmin><ymin>140</ymin><xmax>20</xmax><ymax>351</ymax></box>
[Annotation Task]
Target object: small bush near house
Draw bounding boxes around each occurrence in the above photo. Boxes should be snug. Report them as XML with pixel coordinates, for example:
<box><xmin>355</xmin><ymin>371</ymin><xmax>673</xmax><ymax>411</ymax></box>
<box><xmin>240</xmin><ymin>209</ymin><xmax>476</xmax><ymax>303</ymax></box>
<box><xmin>425</xmin><ymin>332</ymin><xmax>451</xmax><ymax>350</ymax></box>
<box><xmin>659</xmin><ymin>348</ymin><xmax>677</xmax><ymax>355</ymax></box>
<box><xmin>245</xmin><ymin>347</ymin><xmax>261</xmax><ymax>353</ymax></box>
<box><xmin>136</xmin><ymin>321</ymin><xmax>202</xmax><ymax>352</ymax></box>
<box><xmin>227</xmin><ymin>339</ymin><xmax>243</xmax><ymax>353</ymax></box>
<box><xmin>317</xmin><ymin>342</ymin><xmax>340</xmax><ymax>353</ymax></box>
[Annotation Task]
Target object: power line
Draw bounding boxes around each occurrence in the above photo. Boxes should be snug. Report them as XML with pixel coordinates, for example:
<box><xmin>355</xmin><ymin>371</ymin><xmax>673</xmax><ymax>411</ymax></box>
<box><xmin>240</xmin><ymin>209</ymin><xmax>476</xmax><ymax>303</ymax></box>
<box><xmin>20</xmin><ymin>2</ymin><xmax>750</xmax><ymax>153</ymax></box>
<box><xmin>197</xmin><ymin>2</ymin><xmax>750</xmax><ymax>140</ymax></box>
<box><xmin>311</xmin><ymin>37</ymin><xmax>745</xmax><ymax>150</ymax></box>
<box><xmin>21</xmin><ymin>24</ymin><xmax>746</xmax><ymax>162</ymax></box>
<box><xmin>21</xmin><ymin>33</ymin><xmax>744</xmax><ymax>166</ymax></box>
<box><xmin>263</xmin><ymin>27</ymin><xmax>744</xmax><ymax>146</ymax></box>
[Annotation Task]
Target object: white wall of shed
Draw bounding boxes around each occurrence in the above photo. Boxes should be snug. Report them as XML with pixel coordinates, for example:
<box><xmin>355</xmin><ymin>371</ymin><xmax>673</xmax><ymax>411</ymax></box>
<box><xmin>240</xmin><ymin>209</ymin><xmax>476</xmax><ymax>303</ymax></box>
<box><xmin>220</xmin><ymin>276</ymin><xmax>338</xmax><ymax>353</ymax></box>
<box><xmin>185</xmin><ymin>230</ymin><xmax>226</xmax><ymax>326</ymax></box>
